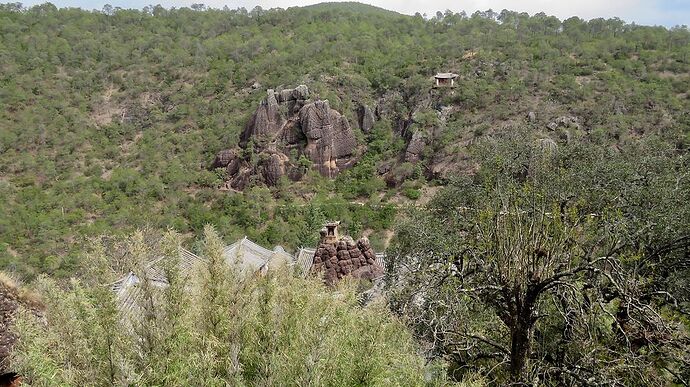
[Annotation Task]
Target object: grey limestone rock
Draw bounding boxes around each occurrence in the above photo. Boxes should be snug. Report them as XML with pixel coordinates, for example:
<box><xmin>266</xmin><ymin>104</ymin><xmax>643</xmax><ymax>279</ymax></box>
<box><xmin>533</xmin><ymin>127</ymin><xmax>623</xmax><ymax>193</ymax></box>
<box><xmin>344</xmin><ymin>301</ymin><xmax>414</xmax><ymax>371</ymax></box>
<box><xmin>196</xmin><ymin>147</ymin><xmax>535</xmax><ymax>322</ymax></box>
<box><xmin>215</xmin><ymin>85</ymin><xmax>360</xmax><ymax>189</ymax></box>
<box><xmin>357</xmin><ymin>104</ymin><xmax>376</xmax><ymax>133</ymax></box>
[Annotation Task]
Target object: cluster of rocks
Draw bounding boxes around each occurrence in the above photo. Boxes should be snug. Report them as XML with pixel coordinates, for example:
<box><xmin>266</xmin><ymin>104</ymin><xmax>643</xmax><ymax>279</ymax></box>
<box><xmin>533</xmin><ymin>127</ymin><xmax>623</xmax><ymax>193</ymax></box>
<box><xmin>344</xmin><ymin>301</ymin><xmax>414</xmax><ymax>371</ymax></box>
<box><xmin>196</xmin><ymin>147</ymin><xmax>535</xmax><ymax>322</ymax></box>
<box><xmin>212</xmin><ymin>85</ymin><xmax>360</xmax><ymax>189</ymax></box>
<box><xmin>311</xmin><ymin>234</ymin><xmax>383</xmax><ymax>286</ymax></box>
<box><xmin>546</xmin><ymin>115</ymin><xmax>581</xmax><ymax>131</ymax></box>
<box><xmin>405</xmin><ymin>130</ymin><xmax>427</xmax><ymax>163</ymax></box>
<box><xmin>211</xmin><ymin>80</ymin><xmax>468</xmax><ymax>190</ymax></box>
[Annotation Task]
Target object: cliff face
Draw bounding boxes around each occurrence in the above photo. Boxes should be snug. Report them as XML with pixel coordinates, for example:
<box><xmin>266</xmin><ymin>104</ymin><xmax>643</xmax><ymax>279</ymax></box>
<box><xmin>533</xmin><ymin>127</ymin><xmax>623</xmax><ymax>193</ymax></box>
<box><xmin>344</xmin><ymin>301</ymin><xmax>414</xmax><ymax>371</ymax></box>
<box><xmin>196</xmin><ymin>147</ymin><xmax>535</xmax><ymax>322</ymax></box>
<box><xmin>212</xmin><ymin>85</ymin><xmax>360</xmax><ymax>189</ymax></box>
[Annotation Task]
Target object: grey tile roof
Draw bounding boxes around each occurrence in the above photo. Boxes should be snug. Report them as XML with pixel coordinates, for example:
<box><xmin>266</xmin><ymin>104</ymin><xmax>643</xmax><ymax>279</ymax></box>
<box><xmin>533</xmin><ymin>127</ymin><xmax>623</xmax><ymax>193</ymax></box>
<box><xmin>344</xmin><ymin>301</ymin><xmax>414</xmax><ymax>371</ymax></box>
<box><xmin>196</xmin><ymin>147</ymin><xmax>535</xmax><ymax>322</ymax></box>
<box><xmin>294</xmin><ymin>247</ymin><xmax>316</xmax><ymax>277</ymax></box>
<box><xmin>111</xmin><ymin>246</ymin><xmax>204</xmax><ymax>318</ymax></box>
<box><xmin>112</xmin><ymin>237</ymin><xmax>292</xmax><ymax>317</ymax></box>
<box><xmin>223</xmin><ymin>237</ymin><xmax>293</xmax><ymax>274</ymax></box>
<box><xmin>434</xmin><ymin>72</ymin><xmax>459</xmax><ymax>79</ymax></box>
<box><xmin>112</xmin><ymin>237</ymin><xmax>386</xmax><ymax>317</ymax></box>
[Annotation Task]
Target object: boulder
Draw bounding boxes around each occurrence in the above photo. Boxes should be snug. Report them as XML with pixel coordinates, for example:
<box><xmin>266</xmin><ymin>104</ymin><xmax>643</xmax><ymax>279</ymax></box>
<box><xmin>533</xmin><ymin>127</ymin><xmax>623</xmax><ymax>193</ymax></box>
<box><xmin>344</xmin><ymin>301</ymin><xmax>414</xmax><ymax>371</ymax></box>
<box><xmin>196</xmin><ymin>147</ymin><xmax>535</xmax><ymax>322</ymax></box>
<box><xmin>293</xmin><ymin>84</ymin><xmax>309</xmax><ymax>100</ymax></box>
<box><xmin>226</xmin><ymin>155</ymin><xmax>241</xmax><ymax>177</ymax></box>
<box><xmin>261</xmin><ymin>152</ymin><xmax>288</xmax><ymax>186</ymax></box>
<box><xmin>337</xmin><ymin>250</ymin><xmax>350</xmax><ymax>260</ymax></box>
<box><xmin>343</xmin><ymin>236</ymin><xmax>356</xmax><ymax>248</ymax></box>
<box><xmin>547</xmin><ymin>116</ymin><xmax>581</xmax><ymax>131</ymax></box>
<box><xmin>240</xmin><ymin>89</ymin><xmax>285</xmax><ymax>144</ymax></box>
<box><xmin>405</xmin><ymin>131</ymin><xmax>426</xmax><ymax>163</ymax></box>
<box><xmin>377</xmin><ymin>161</ymin><xmax>393</xmax><ymax>175</ymax></box>
<box><xmin>299</xmin><ymin>100</ymin><xmax>358</xmax><ymax>177</ymax></box>
<box><xmin>212</xmin><ymin>149</ymin><xmax>237</xmax><ymax>169</ymax></box>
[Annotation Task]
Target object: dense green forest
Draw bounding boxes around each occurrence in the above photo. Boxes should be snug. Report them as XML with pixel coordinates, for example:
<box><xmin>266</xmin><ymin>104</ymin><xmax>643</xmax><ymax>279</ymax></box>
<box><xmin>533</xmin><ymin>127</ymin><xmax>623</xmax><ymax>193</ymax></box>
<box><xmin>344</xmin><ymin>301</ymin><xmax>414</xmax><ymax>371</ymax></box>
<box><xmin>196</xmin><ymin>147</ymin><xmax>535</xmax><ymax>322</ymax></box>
<box><xmin>1</xmin><ymin>2</ymin><xmax>690</xmax><ymax>385</ymax></box>
<box><xmin>1</xmin><ymin>1</ymin><xmax>689</xmax><ymax>279</ymax></box>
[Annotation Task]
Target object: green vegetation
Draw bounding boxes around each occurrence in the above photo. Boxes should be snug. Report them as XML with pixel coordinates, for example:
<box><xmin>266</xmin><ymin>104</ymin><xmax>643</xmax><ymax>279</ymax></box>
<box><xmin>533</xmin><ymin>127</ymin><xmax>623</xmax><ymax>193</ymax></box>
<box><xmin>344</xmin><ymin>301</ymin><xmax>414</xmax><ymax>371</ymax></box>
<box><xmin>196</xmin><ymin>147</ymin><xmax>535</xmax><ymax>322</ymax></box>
<box><xmin>11</xmin><ymin>227</ymin><xmax>445</xmax><ymax>386</ymax></box>
<box><xmin>1</xmin><ymin>3</ymin><xmax>690</xmax><ymax>383</ymax></box>
<box><xmin>1</xmin><ymin>2</ymin><xmax>689</xmax><ymax>279</ymax></box>
<box><xmin>388</xmin><ymin>133</ymin><xmax>690</xmax><ymax>384</ymax></box>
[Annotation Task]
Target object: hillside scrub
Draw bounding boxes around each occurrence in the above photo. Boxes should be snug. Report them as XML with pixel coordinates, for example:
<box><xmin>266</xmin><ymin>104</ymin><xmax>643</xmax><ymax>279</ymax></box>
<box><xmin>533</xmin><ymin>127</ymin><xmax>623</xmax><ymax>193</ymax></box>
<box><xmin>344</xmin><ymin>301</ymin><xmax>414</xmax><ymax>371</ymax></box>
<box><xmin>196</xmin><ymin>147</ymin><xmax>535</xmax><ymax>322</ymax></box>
<box><xmin>1</xmin><ymin>3</ymin><xmax>689</xmax><ymax>278</ymax></box>
<box><xmin>10</xmin><ymin>226</ymin><xmax>448</xmax><ymax>386</ymax></box>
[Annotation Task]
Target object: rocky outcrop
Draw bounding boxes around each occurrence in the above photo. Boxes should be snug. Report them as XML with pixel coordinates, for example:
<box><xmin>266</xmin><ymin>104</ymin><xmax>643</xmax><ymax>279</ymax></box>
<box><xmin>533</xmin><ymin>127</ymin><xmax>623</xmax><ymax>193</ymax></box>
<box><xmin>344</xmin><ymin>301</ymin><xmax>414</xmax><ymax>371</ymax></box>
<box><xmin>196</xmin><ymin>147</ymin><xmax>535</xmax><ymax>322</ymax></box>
<box><xmin>261</xmin><ymin>151</ymin><xmax>289</xmax><ymax>186</ymax></box>
<box><xmin>546</xmin><ymin>116</ymin><xmax>581</xmax><ymax>131</ymax></box>
<box><xmin>240</xmin><ymin>90</ymin><xmax>286</xmax><ymax>143</ymax></box>
<box><xmin>239</xmin><ymin>85</ymin><xmax>311</xmax><ymax>146</ymax></box>
<box><xmin>298</xmin><ymin>100</ymin><xmax>358</xmax><ymax>177</ymax></box>
<box><xmin>212</xmin><ymin>85</ymin><xmax>359</xmax><ymax>189</ymax></box>
<box><xmin>357</xmin><ymin>104</ymin><xmax>376</xmax><ymax>133</ymax></box>
<box><xmin>311</xmin><ymin>235</ymin><xmax>383</xmax><ymax>286</ymax></box>
<box><xmin>405</xmin><ymin>131</ymin><xmax>426</xmax><ymax>163</ymax></box>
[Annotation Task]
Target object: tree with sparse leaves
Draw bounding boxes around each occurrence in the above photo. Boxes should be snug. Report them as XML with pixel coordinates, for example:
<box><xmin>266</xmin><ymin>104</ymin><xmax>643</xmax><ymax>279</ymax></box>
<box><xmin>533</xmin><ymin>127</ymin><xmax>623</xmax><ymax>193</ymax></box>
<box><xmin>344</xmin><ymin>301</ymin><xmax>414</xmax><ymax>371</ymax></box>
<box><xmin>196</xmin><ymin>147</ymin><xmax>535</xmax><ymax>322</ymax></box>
<box><xmin>387</xmin><ymin>133</ymin><xmax>690</xmax><ymax>385</ymax></box>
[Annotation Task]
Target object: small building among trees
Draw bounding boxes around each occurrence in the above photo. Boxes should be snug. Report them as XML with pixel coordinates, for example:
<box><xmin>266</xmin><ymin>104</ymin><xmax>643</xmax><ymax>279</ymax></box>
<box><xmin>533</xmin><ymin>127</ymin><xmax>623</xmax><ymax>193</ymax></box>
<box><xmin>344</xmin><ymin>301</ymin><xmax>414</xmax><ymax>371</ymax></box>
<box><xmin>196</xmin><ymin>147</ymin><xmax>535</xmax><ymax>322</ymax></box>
<box><xmin>434</xmin><ymin>72</ymin><xmax>458</xmax><ymax>87</ymax></box>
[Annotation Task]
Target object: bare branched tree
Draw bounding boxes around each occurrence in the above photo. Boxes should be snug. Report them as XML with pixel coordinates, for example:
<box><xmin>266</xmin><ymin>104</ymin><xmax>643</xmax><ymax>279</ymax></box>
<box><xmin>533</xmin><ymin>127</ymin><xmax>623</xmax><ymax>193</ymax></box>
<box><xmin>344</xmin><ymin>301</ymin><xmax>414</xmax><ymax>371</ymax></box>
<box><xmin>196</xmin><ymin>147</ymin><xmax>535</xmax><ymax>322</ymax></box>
<box><xmin>387</xmin><ymin>134</ymin><xmax>690</xmax><ymax>385</ymax></box>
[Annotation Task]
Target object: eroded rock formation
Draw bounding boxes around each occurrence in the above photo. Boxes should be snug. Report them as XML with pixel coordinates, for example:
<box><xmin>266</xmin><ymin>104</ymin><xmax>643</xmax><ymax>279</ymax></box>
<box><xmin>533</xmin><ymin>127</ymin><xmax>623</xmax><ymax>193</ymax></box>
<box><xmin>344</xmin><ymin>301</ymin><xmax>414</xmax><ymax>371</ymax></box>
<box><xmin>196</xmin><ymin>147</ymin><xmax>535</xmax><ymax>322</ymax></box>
<box><xmin>357</xmin><ymin>104</ymin><xmax>376</xmax><ymax>133</ymax></box>
<box><xmin>212</xmin><ymin>85</ymin><xmax>359</xmax><ymax>189</ymax></box>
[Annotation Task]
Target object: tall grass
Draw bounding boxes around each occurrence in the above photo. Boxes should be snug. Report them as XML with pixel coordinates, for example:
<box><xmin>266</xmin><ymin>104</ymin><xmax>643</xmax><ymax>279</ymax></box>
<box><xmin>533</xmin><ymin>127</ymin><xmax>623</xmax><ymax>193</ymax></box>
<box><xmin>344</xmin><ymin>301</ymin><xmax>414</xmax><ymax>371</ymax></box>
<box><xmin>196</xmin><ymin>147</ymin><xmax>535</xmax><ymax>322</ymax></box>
<box><xmin>10</xmin><ymin>227</ymin><xmax>446</xmax><ymax>386</ymax></box>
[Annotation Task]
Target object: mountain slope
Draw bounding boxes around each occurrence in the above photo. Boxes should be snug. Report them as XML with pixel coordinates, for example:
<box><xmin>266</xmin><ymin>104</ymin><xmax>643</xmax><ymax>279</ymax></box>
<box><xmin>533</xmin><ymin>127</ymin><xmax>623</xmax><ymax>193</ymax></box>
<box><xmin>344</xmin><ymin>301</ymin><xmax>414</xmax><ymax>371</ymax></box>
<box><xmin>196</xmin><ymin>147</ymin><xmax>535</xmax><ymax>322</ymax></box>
<box><xmin>0</xmin><ymin>2</ymin><xmax>688</xmax><ymax>278</ymax></box>
<box><xmin>301</xmin><ymin>1</ymin><xmax>402</xmax><ymax>16</ymax></box>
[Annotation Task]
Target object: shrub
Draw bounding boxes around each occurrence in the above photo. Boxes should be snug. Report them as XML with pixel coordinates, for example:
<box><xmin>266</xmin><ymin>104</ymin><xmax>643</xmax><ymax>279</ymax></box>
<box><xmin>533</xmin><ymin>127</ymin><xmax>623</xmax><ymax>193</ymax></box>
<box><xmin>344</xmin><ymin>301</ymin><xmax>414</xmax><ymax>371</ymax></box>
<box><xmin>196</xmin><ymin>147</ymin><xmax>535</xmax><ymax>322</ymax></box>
<box><xmin>11</xmin><ymin>228</ymin><xmax>442</xmax><ymax>386</ymax></box>
<box><xmin>403</xmin><ymin>187</ymin><xmax>421</xmax><ymax>200</ymax></box>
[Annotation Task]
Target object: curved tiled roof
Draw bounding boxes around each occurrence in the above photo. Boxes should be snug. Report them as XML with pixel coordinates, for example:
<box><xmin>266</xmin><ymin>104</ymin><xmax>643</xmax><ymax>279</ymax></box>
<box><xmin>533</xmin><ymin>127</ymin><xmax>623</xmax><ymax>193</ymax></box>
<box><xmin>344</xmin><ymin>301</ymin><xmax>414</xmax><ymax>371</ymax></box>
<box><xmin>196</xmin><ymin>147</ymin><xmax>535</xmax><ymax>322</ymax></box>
<box><xmin>223</xmin><ymin>237</ymin><xmax>293</xmax><ymax>273</ymax></box>
<box><xmin>112</xmin><ymin>237</ymin><xmax>292</xmax><ymax>317</ymax></box>
<box><xmin>112</xmin><ymin>237</ymin><xmax>386</xmax><ymax>318</ymax></box>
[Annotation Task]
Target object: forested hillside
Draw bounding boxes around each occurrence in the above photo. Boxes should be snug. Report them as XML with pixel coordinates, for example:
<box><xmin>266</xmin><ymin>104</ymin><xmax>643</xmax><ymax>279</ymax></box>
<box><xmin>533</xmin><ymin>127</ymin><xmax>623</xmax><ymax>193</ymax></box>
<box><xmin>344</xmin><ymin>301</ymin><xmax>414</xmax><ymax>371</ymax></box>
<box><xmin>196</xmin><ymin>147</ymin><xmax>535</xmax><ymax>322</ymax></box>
<box><xmin>1</xmin><ymin>2</ymin><xmax>689</xmax><ymax>281</ymax></box>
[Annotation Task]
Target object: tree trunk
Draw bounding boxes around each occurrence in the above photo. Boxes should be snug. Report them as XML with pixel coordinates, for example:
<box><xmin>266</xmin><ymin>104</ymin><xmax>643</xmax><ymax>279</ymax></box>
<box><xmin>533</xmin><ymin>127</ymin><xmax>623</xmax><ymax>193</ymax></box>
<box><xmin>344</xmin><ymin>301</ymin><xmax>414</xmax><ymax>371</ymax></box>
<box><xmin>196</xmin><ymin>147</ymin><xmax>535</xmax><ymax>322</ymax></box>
<box><xmin>510</xmin><ymin>329</ymin><xmax>530</xmax><ymax>382</ymax></box>
<box><xmin>510</xmin><ymin>322</ymin><xmax>532</xmax><ymax>382</ymax></box>
<box><xmin>510</xmin><ymin>302</ymin><xmax>535</xmax><ymax>383</ymax></box>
